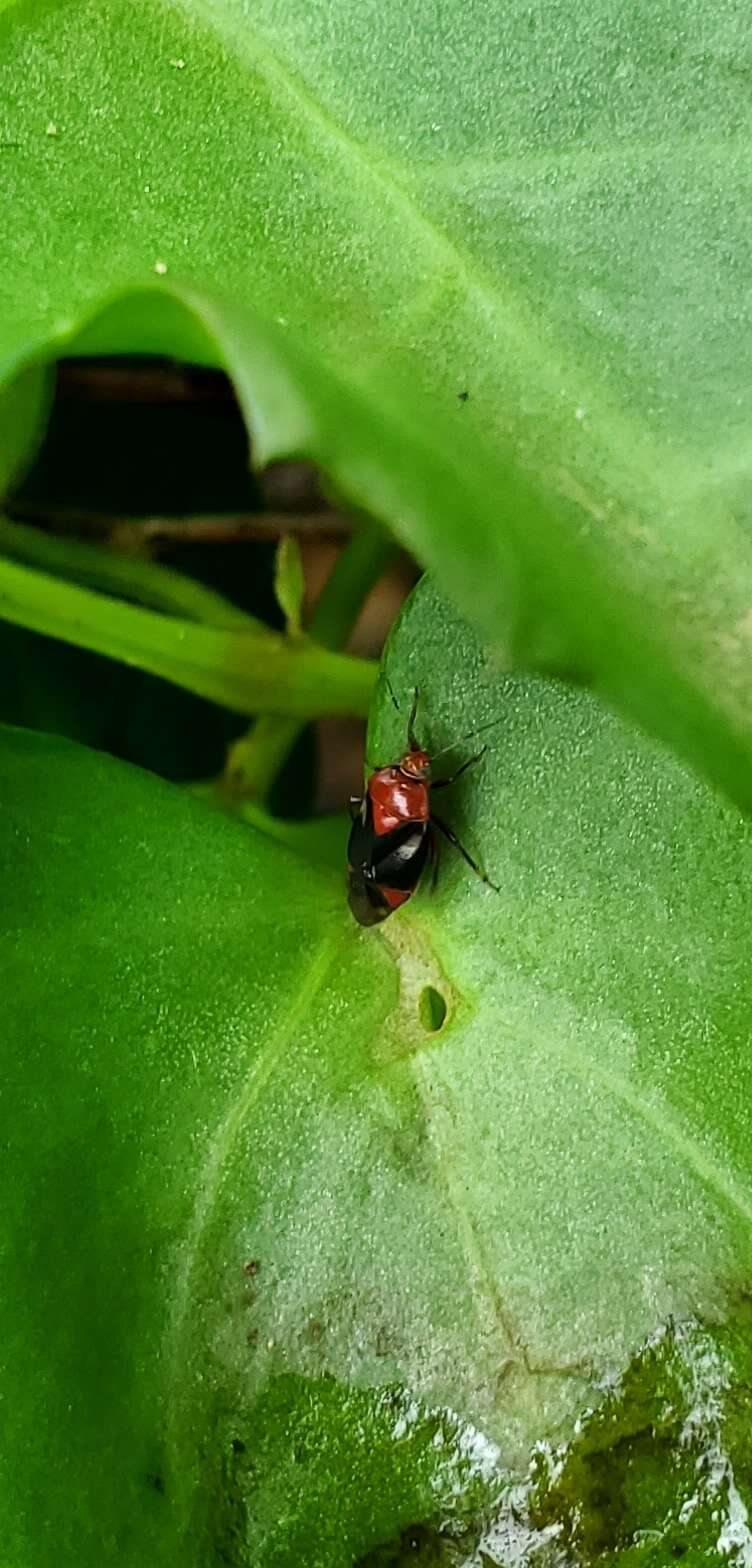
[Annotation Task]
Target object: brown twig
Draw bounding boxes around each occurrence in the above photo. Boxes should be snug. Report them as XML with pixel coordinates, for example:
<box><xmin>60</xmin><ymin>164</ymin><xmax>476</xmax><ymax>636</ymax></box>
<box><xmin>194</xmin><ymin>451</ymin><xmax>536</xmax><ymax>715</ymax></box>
<box><xmin>7</xmin><ymin>501</ymin><xmax>353</xmax><ymax>554</ymax></box>
<box><xmin>55</xmin><ymin>359</ymin><xmax>233</xmax><ymax>405</ymax></box>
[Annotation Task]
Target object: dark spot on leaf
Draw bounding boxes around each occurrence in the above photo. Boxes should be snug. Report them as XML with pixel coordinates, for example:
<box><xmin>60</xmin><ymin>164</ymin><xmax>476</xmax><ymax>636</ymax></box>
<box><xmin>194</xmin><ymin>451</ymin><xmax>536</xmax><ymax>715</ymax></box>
<box><xmin>208</xmin><ymin>1434</ymin><xmax>248</xmax><ymax>1565</ymax></box>
<box><xmin>419</xmin><ymin>985</ymin><xmax>447</xmax><ymax>1032</ymax></box>
<box><xmin>457</xmin><ymin>390</ymin><xmax>469</xmax><ymax>402</ymax></box>
<box><xmin>671</xmin><ymin>1547</ymin><xmax>688</xmax><ymax>1560</ymax></box>
<box><xmin>243</xmin><ymin>1258</ymin><xmax>260</xmax><ymax>1276</ymax></box>
<box><xmin>146</xmin><ymin>1472</ymin><xmax>165</xmax><ymax>1495</ymax></box>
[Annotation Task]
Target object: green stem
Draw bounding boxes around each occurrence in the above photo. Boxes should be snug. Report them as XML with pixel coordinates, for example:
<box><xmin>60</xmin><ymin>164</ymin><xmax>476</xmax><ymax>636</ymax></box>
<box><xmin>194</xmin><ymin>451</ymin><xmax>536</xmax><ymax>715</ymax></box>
<box><xmin>0</xmin><ymin>553</ymin><xmax>376</xmax><ymax>717</ymax></box>
<box><xmin>225</xmin><ymin>522</ymin><xmax>394</xmax><ymax>800</ymax></box>
<box><xmin>307</xmin><ymin>521</ymin><xmax>394</xmax><ymax>649</ymax></box>
<box><xmin>0</xmin><ymin>514</ymin><xmax>253</xmax><ymax>630</ymax></box>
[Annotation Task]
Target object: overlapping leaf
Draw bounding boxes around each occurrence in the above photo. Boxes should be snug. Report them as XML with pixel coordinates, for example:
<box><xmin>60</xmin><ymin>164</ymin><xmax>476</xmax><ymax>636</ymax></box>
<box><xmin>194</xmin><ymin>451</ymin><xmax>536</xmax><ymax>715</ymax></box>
<box><xmin>0</xmin><ymin>0</ymin><xmax>751</xmax><ymax>803</ymax></box>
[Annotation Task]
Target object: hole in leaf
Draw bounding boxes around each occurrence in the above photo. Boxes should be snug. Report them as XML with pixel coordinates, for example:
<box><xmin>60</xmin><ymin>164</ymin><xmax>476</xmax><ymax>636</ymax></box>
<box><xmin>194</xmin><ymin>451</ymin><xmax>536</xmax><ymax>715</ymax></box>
<box><xmin>418</xmin><ymin>985</ymin><xmax>447</xmax><ymax>1033</ymax></box>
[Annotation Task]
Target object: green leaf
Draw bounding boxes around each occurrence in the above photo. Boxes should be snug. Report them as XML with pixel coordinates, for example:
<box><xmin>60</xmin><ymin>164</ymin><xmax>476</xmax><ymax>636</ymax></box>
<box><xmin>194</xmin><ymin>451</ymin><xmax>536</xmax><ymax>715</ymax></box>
<box><xmin>274</xmin><ymin>534</ymin><xmax>305</xmax><ymax>638</ymax></box>
<box><xmin>1</xmin><ymin>1</ymin><xmax>752</xmax><ymax>810</ymax></box>
<box><xmin>0</xmin><ymin>513</ymin><xmax>257</xmax><ymax>630</ymax></box>
<box><xmin>0</xmin><ymin>362</ymin><xmax>51</xmax><ymax>493</ymax></box>
<box><xmin>0</xmin><ymin>722</ymin><xmax>499</xmax><ymax>1566</ymax></box>
<box><xmin>4</xmin><ymin>0</ymin><xmax>752</xmax><ymax>809</ymax></box>
<box><xmin>4</xmin><ymin>578</ymin><xmax>752</xmax><ymax>1564</ymax></box>
<box><xmin>190</xmin><ymin>785</ymin><xmax>348</xmax><ymax>871</ymax></box>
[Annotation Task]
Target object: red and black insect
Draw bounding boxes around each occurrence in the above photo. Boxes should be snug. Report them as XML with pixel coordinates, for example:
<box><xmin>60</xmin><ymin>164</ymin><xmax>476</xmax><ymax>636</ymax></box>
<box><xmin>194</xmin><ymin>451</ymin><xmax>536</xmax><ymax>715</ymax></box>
<box><xmin>347</xmin><ymin>687</ymin><xmax>498</xmax><ymax>927</ymax></box>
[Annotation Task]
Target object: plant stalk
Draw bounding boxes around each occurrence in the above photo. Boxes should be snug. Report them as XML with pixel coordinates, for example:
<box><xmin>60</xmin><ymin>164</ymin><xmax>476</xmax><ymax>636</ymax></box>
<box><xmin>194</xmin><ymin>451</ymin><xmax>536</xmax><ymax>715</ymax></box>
<box><xmin>224</xmin><ymin>521</ymin><xmax>394</xmax><ymax>801</ymax></box>
<box><xmin>0</xmin><ymin>552</ymin><xmax>376</xmax><ymax>718</ymax></box>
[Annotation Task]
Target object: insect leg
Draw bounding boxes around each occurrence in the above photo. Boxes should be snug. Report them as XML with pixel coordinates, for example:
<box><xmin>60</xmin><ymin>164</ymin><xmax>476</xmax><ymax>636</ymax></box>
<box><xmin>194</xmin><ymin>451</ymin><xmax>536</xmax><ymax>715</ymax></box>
<box><xmin>432</xmin><ymin>746</ymin><xmax>487</xmax><ymax>790</ymax></box>
<box><xmin>429</xmin><ymin>828</ymin><xmax>440</xmax><ymax>892</ymax></box>
<box><xmin>432</xmin><ymin>812</ymin><xmax>499</xmax><ymax>890</ymax></box>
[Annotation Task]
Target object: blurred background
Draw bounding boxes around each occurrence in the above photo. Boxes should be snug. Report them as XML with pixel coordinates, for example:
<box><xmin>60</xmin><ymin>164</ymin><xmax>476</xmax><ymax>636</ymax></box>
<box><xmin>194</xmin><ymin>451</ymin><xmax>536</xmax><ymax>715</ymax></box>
<box><xmin>3</xmin><ymin>357</ymin><xmax>418</xmax><ymax>817</ymax></box>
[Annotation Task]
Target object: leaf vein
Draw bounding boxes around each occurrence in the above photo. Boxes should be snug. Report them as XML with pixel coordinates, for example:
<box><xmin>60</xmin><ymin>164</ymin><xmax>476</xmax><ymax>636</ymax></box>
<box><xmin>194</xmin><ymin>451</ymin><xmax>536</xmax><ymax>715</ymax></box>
<box><xmin>165</xmin><ymin>932</ymin><xmax>341</xmax><ymax>1392</ymax></box>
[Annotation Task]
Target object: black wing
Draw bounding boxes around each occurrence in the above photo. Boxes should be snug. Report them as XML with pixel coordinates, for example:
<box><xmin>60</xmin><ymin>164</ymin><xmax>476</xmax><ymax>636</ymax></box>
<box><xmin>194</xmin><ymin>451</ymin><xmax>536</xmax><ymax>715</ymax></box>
<box><xmin>347</xmin><ymin>797</ymin><xmax>431</xmax><ymax>925</ymax></box>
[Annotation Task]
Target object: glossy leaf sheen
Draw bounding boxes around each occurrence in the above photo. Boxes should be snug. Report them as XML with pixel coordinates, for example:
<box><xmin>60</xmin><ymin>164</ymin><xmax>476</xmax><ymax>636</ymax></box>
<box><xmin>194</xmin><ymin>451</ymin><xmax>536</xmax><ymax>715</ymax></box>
<box><xmin>3</xmin><ymin>579</ymin><xmax>752</xmax><ymax>1564</ymax></box>
<box><xmin>1</xmin><ymin>1</ymin><xmax>752</xmax><ymax>808</ymax></box>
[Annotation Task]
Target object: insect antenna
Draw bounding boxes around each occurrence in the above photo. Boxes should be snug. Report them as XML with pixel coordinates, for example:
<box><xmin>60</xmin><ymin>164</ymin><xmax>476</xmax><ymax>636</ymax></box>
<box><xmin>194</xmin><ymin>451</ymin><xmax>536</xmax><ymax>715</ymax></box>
<box><xmin>429</xmin><ymin>716</ymin><xmax>502</xmax><ymax>764</ymax></box>
<box><xmin>382</xmin><ymin>679</ymin><xmax>420</xmax><ymax>747</ymax></box>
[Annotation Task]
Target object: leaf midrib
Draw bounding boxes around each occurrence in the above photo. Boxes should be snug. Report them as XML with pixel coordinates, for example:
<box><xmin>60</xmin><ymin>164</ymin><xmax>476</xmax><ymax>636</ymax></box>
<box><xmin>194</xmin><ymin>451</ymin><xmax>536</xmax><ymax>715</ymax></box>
<box><xmin>551</xmin><ymin>1031</ymin><xmax>752</xmax><ymax>1234</ymax></box>
<box><xmin>164</xmin><ymin>931</ymin><xmax>342</xmax><ymax>1418</ymax></box>
<box><xmin>179</xmin><ymin>0</ymin><xmax>694</xmax><ymax>512</ymax></box>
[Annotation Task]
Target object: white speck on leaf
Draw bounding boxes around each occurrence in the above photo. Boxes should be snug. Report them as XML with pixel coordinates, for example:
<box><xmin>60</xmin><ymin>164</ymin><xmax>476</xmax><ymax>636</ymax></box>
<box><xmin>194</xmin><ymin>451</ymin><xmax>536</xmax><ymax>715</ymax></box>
<box><xmin>391</xmin><ymin>1398</ymin><xmax>420</xmax><ymax>1440</ymax></box>
<box><xmin>675</xmin><ymin>1323</ymin><xmax>752</xmax><ymax>1564</ymax></box>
